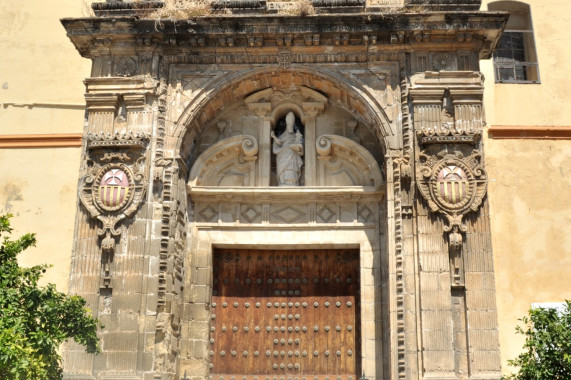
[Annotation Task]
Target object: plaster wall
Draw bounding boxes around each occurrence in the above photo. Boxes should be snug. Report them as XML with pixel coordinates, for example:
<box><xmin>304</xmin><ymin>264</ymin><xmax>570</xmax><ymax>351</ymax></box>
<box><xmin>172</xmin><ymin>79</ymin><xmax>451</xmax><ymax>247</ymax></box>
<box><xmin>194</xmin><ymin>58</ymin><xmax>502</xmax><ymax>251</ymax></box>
<box><xmin>479</xmin><ymin>0</ymin><xmax>571</xmax><ymax>374</ymax></box>
<box><xmin>0</xmin><ymin>148</ymin><xmax>81</xmax><ymax>291</ymax></box>
<box><xmin>484</xmin><ymin>138</ymin><xmax>571</xmax><ymax>373</ymax></box>
<box><xmin>481</xmin><ymin>0</ymin><xmax>571</xmax><ymax>126</ymax></box>
<box><xmin>0</xmin><ymin>0</ymin><xmax>91</xmax><ymax>290</ymax></box>
<box><xmin>0</xmin><ymin>0</ymin><xmax>91</xmax><ymax>108</ymax></box>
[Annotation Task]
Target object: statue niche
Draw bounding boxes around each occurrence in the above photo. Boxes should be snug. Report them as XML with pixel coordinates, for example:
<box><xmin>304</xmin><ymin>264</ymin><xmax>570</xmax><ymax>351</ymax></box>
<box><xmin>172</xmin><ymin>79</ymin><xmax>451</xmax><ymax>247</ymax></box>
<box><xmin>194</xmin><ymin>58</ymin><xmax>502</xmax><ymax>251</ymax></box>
<box><xmin>271</xmin><ymin>111</ymin><xmax>305</xmax><ymax>186</ymax></box>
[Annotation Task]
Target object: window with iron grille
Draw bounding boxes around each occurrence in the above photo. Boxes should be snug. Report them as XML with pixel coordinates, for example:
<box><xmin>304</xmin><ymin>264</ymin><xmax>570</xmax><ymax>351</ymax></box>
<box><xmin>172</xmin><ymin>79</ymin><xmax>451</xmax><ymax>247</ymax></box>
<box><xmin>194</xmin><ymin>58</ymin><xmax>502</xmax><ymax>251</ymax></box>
<box><xmin>490</xmin><ymin>1</ymin><xmax>540</xmax><ymax>83</ymax></box>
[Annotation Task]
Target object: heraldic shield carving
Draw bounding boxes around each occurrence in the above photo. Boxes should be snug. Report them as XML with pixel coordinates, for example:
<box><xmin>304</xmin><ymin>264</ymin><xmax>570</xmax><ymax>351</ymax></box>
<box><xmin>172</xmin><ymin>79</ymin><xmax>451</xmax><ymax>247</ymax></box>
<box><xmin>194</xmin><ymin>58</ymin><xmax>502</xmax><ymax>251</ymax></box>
<box><xmin>417</xmin><ymin>149</ymin><xmax>487</xmax><ymax>234</ymax></box>
<box><xmin>79</xmin><ymin>132</ymin><xmax>148</xmax><ymax>288</ymax></box>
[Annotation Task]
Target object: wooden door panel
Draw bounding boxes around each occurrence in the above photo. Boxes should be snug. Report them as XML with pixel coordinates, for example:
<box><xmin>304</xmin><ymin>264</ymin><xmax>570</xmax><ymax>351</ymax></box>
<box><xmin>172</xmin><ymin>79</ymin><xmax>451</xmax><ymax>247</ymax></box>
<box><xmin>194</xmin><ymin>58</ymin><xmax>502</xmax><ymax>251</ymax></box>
<box><xmin>210</xmin><ymin>249</ymin><xmax>360</xmax><ymax>379</ymax></box>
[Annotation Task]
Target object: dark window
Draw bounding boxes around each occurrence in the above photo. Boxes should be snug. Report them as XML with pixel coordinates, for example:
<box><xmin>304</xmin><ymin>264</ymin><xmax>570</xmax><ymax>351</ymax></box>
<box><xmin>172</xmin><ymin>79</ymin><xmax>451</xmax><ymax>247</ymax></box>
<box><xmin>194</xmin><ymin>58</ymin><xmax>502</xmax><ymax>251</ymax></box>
<box><xmin>489</xmin><ymin>1</ymin><xmax>540</xmax><ymax>83</ymax></box>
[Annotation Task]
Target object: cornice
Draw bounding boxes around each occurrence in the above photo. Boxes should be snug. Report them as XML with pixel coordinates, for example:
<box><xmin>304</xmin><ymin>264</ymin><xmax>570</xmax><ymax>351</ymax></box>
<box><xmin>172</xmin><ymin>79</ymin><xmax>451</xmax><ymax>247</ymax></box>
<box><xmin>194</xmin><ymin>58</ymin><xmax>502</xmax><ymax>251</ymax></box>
<box><xmin>61</xmin><ymin>11</ymin><xmax>508</xmax><ymax>60</ymax></box>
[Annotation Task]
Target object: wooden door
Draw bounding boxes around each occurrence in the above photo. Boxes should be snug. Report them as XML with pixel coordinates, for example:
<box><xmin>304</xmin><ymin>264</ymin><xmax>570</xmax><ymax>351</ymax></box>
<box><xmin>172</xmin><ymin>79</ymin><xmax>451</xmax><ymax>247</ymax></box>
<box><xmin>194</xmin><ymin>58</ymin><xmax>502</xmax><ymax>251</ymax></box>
<box><xmin>210</xmin><ymin>248</ymin><xmax>360</xmax><ymax>380</ymax></box>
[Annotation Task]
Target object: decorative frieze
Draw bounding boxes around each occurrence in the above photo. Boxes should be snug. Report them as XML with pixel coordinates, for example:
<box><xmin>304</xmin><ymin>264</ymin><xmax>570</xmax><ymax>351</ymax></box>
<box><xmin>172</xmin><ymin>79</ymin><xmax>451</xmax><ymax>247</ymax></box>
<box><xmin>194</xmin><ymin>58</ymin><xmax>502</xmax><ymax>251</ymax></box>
<box><xmin>190</xmin><ymin>187</ymin><xmax>383</xmax><ymax>225</ymax></box>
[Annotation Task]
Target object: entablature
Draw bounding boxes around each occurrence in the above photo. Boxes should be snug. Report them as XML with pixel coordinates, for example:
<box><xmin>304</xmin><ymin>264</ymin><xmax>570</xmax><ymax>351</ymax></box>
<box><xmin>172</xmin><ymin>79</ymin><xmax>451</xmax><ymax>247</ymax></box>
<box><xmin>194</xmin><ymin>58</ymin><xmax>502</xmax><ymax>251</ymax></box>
<box><xmin>62</xmin><ymin>12</ymin><xmax>508</xmax><ymax>62</ymax></box>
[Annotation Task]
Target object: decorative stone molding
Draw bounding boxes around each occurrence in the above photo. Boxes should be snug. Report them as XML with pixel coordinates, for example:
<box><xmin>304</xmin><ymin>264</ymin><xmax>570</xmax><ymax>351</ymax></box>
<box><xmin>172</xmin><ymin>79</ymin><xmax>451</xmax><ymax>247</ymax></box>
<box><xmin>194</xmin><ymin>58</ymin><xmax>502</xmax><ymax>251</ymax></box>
<box><xmin>61</xmin><ymin>13</ymin><xmax>508</xmax><ymax>60</ymax></box>
<box><xmin>189</xmin><ymin>187</ymin><xmax>384</xmax><ymax>225</ymax></box>
<box><xmin>86</xmin><ymin>131</ymin><xmax>149</xmax><ymax>149</ymax></box>
<box><xmin>416</xmin><ymin>126</ymin><xmax>482</xmax><ymax>145</ymax></box>
<box><xmin>91</xmin><ymin>1</ymin><xmax>163</xmax><ymax>17</ymax></box>
<box><xmin>387</xmin><ymin>153</ymin><xmax>408</xmax><ymax>379</ymax></box>
<box><xmin>212</xmin><ymin>0</ymin><xmax>266</xmax><ymax>11</ymax></box>
<box><xmin>405</xmin><ymin>0</ymin><xmax>481</xmax><ymax>11</ymax></box>
<box><xmin>79</xmin><ymin>131</ymin><xmax>149</xmax><ymax>288</ymax></box>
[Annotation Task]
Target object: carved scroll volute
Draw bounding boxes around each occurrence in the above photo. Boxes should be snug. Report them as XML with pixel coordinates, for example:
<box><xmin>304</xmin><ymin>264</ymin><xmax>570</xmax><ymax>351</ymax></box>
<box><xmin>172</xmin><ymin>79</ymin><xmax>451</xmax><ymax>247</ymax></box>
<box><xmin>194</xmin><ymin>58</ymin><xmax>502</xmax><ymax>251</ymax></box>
<box><xmin>188</xmin><ymin>135</ymin><xmax>259</xmax><ymax>187</ymax></box>
<box><xmin>79</xmin><ymin>131</ymin><xmax>149</xmax><ymax>288</ymax></box>
<box><xmin>316</xmin><ymin>135</ymin><xmax>383</xmax><ymax>187</ymax></box>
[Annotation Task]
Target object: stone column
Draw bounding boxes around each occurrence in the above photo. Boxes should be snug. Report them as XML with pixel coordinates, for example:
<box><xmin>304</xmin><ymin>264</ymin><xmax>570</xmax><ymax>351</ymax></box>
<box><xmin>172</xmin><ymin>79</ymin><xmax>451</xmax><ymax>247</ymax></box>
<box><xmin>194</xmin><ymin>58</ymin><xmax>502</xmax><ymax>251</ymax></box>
<box><xmin>302</xmin><ymin>102</ymin><xmax>325</xmax><ymax>187</ymax></box>
<box><xmin>246</xmin><ymin>102</ymin><xmax>272</xmax><ymax>186</ymax></box>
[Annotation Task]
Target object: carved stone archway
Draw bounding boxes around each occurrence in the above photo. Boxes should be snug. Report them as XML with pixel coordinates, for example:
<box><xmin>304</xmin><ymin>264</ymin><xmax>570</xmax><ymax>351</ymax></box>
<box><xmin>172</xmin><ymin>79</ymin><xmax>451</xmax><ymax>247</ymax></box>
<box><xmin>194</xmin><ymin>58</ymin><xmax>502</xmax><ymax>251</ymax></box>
<box><xmin>61</xmin><ymin>5</ymin><xmax>507</xmax><ymax>379</ymax></box>
<box><xmin>182</xmin><ymin>76</ymin><xmax>389</xmax><ymax>379</ymax></box>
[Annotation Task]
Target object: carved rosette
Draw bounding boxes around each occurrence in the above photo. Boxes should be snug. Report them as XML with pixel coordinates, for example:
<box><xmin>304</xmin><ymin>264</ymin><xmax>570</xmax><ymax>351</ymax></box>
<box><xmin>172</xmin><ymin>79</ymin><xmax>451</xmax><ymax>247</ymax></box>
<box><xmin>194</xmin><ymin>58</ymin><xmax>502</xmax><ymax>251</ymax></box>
<box><xmin>79</xmin><ymin>132</ymin><xmax>149</xmax><ymax>288</ymax></box>
<box><xmin>417</xmin><ymin>150</ymin><xmax>487</xmax><ymax>233</ymax></box>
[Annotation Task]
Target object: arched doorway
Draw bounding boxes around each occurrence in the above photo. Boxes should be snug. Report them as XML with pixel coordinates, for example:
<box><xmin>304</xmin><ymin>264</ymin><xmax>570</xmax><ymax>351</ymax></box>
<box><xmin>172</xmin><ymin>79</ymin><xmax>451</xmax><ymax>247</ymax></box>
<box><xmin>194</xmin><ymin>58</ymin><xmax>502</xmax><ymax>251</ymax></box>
<box><xmin>177</xmin><ymin>69</ymin><xmax>395</xmax><ymax>379</ymax></box>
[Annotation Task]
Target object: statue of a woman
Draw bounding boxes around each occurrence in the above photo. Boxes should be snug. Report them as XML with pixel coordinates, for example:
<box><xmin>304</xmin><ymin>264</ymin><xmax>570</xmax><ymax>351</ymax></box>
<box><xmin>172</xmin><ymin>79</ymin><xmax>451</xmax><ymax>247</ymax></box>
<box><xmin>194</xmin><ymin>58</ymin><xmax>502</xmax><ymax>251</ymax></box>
<box><xmin>271</xmin><ymin>112</ymin><xmax>304</xmax><ymax>186</ymax></box>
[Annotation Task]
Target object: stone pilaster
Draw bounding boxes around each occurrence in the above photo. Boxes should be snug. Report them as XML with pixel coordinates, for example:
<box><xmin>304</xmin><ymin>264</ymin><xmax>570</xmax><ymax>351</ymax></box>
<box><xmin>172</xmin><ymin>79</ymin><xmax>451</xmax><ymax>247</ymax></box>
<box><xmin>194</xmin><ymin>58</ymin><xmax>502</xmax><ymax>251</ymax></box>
<box><xmin>408</xmin><ymin>71</ymin><xmax>501</xmax><ymax>380</ymax></box>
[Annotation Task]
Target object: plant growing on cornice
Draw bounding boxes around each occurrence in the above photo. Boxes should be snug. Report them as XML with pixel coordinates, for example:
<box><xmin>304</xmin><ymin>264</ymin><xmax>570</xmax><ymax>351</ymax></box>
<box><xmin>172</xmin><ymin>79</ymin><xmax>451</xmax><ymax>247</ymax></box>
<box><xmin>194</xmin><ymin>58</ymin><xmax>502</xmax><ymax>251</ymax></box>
<box><xmin>140</xmin><ymin>0</ymin><xmax>213</xmax><ymax>19</ymax></box>
<box><xmin>503</xmin><ymin>301</ymin><xmax>571</xmax><ymax>380</ymax></box>
<box><xmin>0</xmin><ymin>214</ymin><xmax>100</xmax><ymax>380</ymax></box>
<box><xmin>276</xmin><ymin>0</ymin><xmax>315</xmax><ymax>16</ymax></box>
<box><xmin>135</xmin><ymin>0</ymin><xmax>316</xmax><ymax>19</ymax></box>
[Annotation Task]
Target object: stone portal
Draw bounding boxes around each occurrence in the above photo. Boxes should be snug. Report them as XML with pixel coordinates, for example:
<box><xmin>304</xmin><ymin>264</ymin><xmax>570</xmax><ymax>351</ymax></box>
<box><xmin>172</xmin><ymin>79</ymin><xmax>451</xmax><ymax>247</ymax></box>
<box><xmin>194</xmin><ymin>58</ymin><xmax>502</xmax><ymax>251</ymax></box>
<box><xmin>61</xmin><ymin>3</ymin><xmax>507</xmax><ymax>378</ymax></box>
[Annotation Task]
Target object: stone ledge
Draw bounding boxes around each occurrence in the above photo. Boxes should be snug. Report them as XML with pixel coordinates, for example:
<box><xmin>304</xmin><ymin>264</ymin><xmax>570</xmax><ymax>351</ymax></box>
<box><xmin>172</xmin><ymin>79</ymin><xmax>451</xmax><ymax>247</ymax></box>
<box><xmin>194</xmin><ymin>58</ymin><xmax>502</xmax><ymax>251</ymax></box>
<box><xmin>188</xmin><ymin>185</ymin><xmax>385</xmax><ymax>201</ymax></box>
<box><xmin>0</xmin><ymin>133</ymin><xmax>83</xmax><ymax>148</ymax></box>
<box><xmin>487</xmin><ymin>126</ymin><xmax>571</xmax><ymax>140</ymax></box>
<box><xmin>212</xmin><ymin>0</ymin><xmax>267</xmax><ymax>11</ymax></box>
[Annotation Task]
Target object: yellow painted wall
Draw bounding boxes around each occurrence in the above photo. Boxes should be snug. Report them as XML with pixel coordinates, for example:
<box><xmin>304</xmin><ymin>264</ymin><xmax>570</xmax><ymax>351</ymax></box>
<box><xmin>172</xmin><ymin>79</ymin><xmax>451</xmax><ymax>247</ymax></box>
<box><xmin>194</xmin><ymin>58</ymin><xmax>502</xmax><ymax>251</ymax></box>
<box><xmin>481</xmin><ymin>0</ymin><xmax>571</xmax><ymax>374</ymax></box>
<box><xmin>0</xmin><ymin>0</ymin><xmax>91</xmax><ymax>290</ymax></box>
<box><xmin>0</xmin><ymin>148</ymin><xmax>81</xmax><ymax>291</ymax></box>
<box><xmin>484</xmin><ymin>138</ymin><xmax>571</xmax><ymax>373</ymax></box>
<box><xmin>481</xmin><ymin>0</ymin><xmax>571</xmax><ymax>126</ymax></box>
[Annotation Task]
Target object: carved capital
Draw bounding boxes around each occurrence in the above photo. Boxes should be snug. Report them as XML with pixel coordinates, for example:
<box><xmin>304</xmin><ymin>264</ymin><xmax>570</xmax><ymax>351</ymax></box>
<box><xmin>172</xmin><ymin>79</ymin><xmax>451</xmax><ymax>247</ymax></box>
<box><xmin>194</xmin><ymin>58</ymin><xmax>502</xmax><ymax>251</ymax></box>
<box><xmin>123</xmin><ymin>94</ymin><xmax>147</xmax><ymax>112</ymax></box>
<box><xmin>247</xmin><ymin>102</ymin><xmax>272</xmax><ymax>118</ymax></box>
<box><xmin>85</xmin><ymin>94</ymin><xmax>119</xmax><ymax>112</ymax></box>
<box><xmin>416</xmin><ymin>128</ymin><xmax>482</xmax><ymax>146</ymax></box>
<box><xmin>87</xmin><ymin>131</ymin><xmax>150</xmax><ymax>150</ymax></box>
<box><xmin>302</xmin><ymin>102</ymin><xmax>325</xmax><ymax>118</ymax></box>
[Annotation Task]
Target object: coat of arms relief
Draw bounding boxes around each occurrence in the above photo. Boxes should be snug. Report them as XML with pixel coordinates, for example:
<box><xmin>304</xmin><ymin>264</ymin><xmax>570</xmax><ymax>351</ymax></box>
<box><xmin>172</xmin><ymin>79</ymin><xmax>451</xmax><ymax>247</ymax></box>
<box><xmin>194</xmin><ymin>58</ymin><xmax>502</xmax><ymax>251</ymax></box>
<box><xmin>79</xmin><ymin>132</ymin><xmax>149</xmax><ymax>288</ymax></box>
<box><xmin>413</xmin><ymin>83</ymin><xmax>488</xmax><ymax>288</ymax></box>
